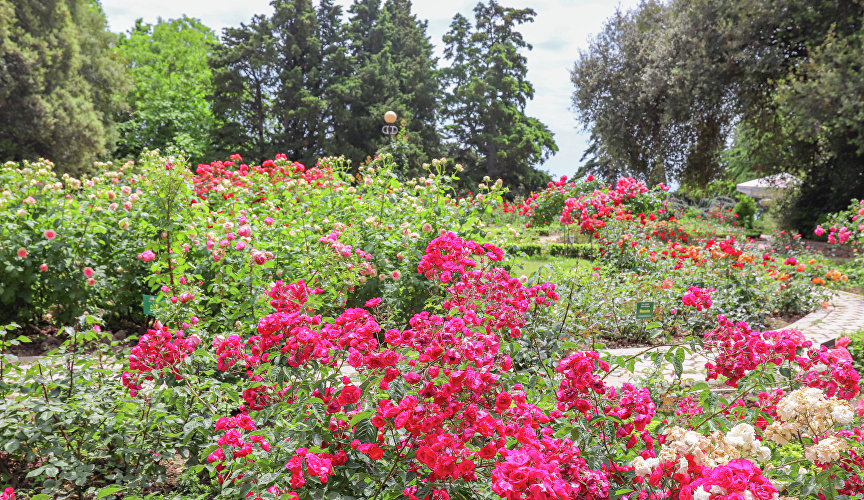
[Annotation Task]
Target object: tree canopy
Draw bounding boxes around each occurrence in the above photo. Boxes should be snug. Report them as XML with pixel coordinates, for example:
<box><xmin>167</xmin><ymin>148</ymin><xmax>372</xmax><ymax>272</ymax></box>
<box><xmin>0</xmin><ymin>0</ymin><xmax>129</xmax><ymax>174</ymax></box>
<box><xmin>117</xmin><ymin>15</ymin><xmax>217</xmax><ymax>161</ymax></box>
<box><xmin>571</xmin><ymin>0</ymin><xmax>864</xmax><ymax>229</ymax></box>
<box><xmin>441</xmin><ymin>1</ymin><xmax>557</xmax><ymax>190</ymax></box>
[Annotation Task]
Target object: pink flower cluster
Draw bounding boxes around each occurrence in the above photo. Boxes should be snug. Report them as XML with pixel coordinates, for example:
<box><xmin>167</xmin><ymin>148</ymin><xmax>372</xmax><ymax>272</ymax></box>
<box><xmin>1</xmin><ymin>487</ymin><xmax>13</xmax><ymax>500</ymax></box>
<box><xmin>285</xmin><ymin>447</ymin><xmax>347</xmax><ymax>488</ymax></box>
<box><xmin>417</xmin><ymin>231</ymin><xmax>503</xmax><ymax>283</ymax></box>
<box><xmin>137</xmin><ymin>249</ymin><xmax>156</xmax><ymax>262</ymax></box>
<box><xmin>796</xmin><ymin>343</ymin><xmax>860</xmax><ymax>400</ymax></box>
<box><xmin>690</xmin><ymin>459</ymin><xmax>778</xmax><ymax>500</ymax></box>
<box><xmin>121</xmin><ymin>326</ymin><xmax>200</xmax><ymax>396</ymax></box>
<box><xmin>705</xmin><ymin>316</ymin><xmax>811</xmax><ymax>388</ymax></box>
<box><xmin>559</xmin><ymin>177</ymin><xmax>649</xmax><ymax>232</ymax></box>
<box><xmin>206</xmin><ymin>414</ymin><xmax>271</xmax><ymax>483</ymax></box>
<box><xmin>555</xmin><ymin>351</ymin><xmax>610</xmax><ymax>411</ymax></box>
<box><xmin>318</xmin><ymin>229</ymin><xmax>372</xmax><ymax>260</ymax></box>
<box><xmin>555</xmin><ymin>353</ymin><xmax>657</xmax><ymax>451</ymax></box>
<box><xmin>444</xmin><ymin>267</ymin><xmax>558</xmax><ymax>338</ymax></box>
<box><xmin>491</xmin><ymin>437</ymin><xmax>609</xmax><ymax>499</ymax></box>
<box><xmin>705</xmin><ymin>316</ymin><xmax>859</xmax><ymax>399</ymax></box>
<box><xmin>681</xmin><ymin>286</ymin><xmax>715</xmax><ymax>311</ymax></box>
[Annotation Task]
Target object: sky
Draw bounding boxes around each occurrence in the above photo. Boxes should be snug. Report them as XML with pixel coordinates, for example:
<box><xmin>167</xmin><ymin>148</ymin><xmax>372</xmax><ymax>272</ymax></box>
<box><xmin>101</xmin><ymin>0</ymin><xmax>641</xmax><ymax>179</ymax></box>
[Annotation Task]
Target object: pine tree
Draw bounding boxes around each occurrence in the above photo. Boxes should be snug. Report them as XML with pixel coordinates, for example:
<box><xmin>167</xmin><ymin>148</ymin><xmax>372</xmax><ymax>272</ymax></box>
<box><xmin>317</xmin><ymin>0</ymin><xmax>352</xmax><ymax>162</ymax></box>
<box><xmin>0</xmin><ymin>0</ymin><xmax>129</xmax><ymax>174</ymax></box>
<box><xmin>380</xmin><ymin>0</ymin><xmax>441</xmax><ymax>173</ymax></box>
<box><xmin>441</xmin><ymin>1</ymin><xmax>556</xmax><ymax>190</ymax></box>
<box><xmin>270</xmin><ymin>0</ymin><xmax>326</xmax><ymax>166</ymax></box>
<box><xmin>330</xmin><ymin>0</ymin><xmax>440</xmax><ymax>172</ymax></box>
<box><xmin>211</xmin><ymin>15</ymin><xmax>278</xmax><ymax>162</ymax></box>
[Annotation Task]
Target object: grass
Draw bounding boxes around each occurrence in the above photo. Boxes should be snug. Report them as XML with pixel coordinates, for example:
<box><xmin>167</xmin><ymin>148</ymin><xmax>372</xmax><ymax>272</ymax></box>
<box><xmin>512</xmin><ymin>255</ymin><xmax>594</xmax><ymax>279</ymax></box>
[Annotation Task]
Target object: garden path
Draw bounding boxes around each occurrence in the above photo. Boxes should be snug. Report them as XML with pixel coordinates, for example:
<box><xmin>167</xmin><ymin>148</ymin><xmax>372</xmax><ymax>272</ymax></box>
<box><xmin>601</xmin><ymin>291</ymin><xmax>864</xmax><ymax>387</ymax></box>
<box><xmin>12</xmin><ymin>293</ymin><xmax>863</xmax><ymax>389</ymax></box>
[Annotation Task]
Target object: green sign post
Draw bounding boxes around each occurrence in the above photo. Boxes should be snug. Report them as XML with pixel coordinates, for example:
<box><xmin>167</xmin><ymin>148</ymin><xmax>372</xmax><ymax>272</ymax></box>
<box><xmin>635</xmin><ymin>301</ymin><xmax>654</xmax><ymax>319</ymax></box>
<box><xmin>142</xmin><ymin>295</ymin><xmax>163</xmax><ymax>316</ymax></box>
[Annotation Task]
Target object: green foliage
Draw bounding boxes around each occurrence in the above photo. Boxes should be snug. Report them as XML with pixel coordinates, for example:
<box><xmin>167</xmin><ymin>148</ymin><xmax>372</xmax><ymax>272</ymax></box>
<box><xmin>0</xmin><ymin>0</ymin><xmax>130</xmax><ymax>174</ymax></box>
<box><xmin>270</xmin><ymin>0</ymin><xmax>328</xmax><ymax>167</ymax></box>
<box><xmin>116</xmin><ymin>16</ymin><xmax>217</xmax><ymax>161</ymax></box>
<box><xmin>327</xmin><ymin>0</ymin><xmax>441</xmax><ymax>172</ymax></box>
<box><xmin>212</xmin><ymin>0</ymin><xmax>441</xmax><ymax>173</ymax></box>
<box><xmin>211</xmin><ymin>15</ymin><xmax>278</xmax><ymax>163</ymax></box>
<box><xmin>548</xmin><ymin>243</ymin><xmax>597</xmax><ymax>260</ymax></box>
<box><xmin>571</xmin><ymin>0</ymin><xmax>864</xmax><ymax>203</ymax></box>
<box><xmin>733</xmin><ymin>195</ymin><xmax>757</xmax><ymax>229</ymax></box>
<box><xmin>0</xmin><ymin>158</ymin><xmax>150</xmax><ymax>325</ymax></box>
<box><xmin>847</xmin><ymin>328</ymin><xmax>864</xmax><ymax>376</ymax></box>
<box><xmin>0</xmin><ymin>317</ymin><xmax>214</xmax><ymax>498</ymax></box>
<box><xmin>508</xmin><ymin>243</ymin><xmax>542</xmax><ymax>257</ymax></box>
<box><xmin>440</xmin><ymin>1</ymin><xmax>556</xmax><ymax>192</ymax></box>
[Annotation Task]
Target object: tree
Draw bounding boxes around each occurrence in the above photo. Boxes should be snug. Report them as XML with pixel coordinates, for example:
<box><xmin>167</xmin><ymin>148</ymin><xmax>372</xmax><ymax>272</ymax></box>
<box><xmin>571</xmin><ymin>0</ymin><xmax>864</xmax><ymax>194</ymax></box>
<box><xmin>440</xmin><ymin>1</ymin><xmax>556</xmax><ymax>191</ymax></box>
<box><xmin>270</xmin><ymin>0</ymin><xmax>326</xmax><ymax>166</ymax></box>
<box><xmin>0</xmin><ymin>0</ymin><xmax>129</xmax><ymax>174</ymax></box>
<box><xmin>772</xmin><ymin>20</ymin><xmax>864</xmax><ymax>231</ymax></box>
<box><xmin>317</xmin><ymin>0</ymin><xmax>352</xmax><ymax>163</ymax></box>
<box><xmin>116</xmin><ymin>16</ymin><xmax>217</xmax><ymax>161</ymax></box>
<box><xmin>328</xmin><ymin>0</ymin><xmax>441</xmax><ymax>172</ymax></box>
<box><xmin>211</xmin><ymin>15</ymin><xmax>279</xmax><ymax>162</ymax></box>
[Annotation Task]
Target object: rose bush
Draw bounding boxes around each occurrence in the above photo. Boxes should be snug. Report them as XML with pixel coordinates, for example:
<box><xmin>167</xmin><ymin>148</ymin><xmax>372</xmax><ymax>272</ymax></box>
<box><xmin>1</xmin><ymin>152</ymin><xmax>861</xmax><ymax>499</ymax></box>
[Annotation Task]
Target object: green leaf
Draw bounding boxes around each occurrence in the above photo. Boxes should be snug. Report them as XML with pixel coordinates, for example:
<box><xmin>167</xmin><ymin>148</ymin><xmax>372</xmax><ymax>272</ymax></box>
<box><xmin>97</xmin><ymin>486</ymin><xmax>125</xmax><ymax>498</ymax></box>
<box><xmin>3</xmin><ymin>439</ymin><xmax>19</xmax><ymax>453</ymax></box>
<box><xmin>349</xmin><ymin>411</ymin><xmax>372</xmax><ymax>427</ymax></box>
<box><xmin>671</xmin><ymin>354</ymin><xmax>683</xmax><ymax>377</ymax></box>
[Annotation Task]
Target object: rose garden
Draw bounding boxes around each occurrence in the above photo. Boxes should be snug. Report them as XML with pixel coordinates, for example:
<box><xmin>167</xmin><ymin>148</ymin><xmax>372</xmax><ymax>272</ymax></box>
<box><xmin>0</xmin><ymin>151</ymin><xmax>862</xmax><ymax>499</ymax></box>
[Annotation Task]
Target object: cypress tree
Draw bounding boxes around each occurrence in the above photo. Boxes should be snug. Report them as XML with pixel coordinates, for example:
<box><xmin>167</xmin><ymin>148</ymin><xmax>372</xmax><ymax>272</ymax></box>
<box><xmin>0</xmin><ymin>0</ymin><xmax>129</xmax><ymax>174</ymax></box>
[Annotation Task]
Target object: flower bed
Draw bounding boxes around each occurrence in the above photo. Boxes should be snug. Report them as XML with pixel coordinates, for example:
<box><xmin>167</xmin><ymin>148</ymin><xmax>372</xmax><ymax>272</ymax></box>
<box><xmin>0</xmin><ymin>153</ymin><xmax>861</xmax><ymax>499</ymax></box>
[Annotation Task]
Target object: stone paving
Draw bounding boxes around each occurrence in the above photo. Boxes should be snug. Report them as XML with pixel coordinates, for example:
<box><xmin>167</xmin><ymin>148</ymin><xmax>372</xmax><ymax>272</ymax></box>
<box><xmin>601</xmin><ymin>291</ymin><xmax>864</xmax><ymax>387</ymax></box>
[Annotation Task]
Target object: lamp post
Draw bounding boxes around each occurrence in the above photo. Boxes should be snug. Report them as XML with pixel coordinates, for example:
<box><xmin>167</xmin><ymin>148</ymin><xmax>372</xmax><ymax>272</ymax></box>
<box><xmin>381</xmin><ymin>110</ymin><xmax>398</xmax><ymax>142</ymax></box>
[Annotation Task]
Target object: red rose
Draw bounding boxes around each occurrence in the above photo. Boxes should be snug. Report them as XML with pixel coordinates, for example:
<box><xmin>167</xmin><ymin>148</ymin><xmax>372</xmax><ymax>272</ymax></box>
<box><xmin>338</xmin><ymin>385</ymin><xmax>361</xmax><ymax>406</ymax></box>
<box><xmin>495</xmin><ymin>392</ymin><xmax>512</xmax><ymax>412</ymax></box>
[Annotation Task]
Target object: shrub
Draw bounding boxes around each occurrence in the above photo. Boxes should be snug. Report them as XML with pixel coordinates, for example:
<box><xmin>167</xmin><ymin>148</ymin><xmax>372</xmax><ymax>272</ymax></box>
<box><xmin>733</xmin><ymin>194</ymin><xmax>757</xmax><ymax>229</ymax></box>
<box><xmin>548</xmin><ymin>243</ymin><xmax>596</xmax><ymax>260</ymax></box>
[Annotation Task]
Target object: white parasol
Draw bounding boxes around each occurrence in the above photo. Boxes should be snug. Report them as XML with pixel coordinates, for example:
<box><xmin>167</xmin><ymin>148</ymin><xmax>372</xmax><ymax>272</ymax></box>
<box><xmin>735</xmin><ymin>173</ymin><xmax>801</xmax><ymax>199</ymax></box>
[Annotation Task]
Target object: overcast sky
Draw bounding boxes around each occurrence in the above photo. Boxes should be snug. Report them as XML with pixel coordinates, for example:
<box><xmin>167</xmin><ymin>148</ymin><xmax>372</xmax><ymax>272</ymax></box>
<box><xmin>101</xmin><ymin>0</ymin><xmax>641</xmax><ymax>178</ymax></box>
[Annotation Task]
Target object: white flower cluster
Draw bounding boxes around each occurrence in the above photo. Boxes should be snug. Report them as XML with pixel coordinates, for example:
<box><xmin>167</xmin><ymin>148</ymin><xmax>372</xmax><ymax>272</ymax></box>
<box><xmin>765</xmin><ymin>387</ymin><xmax>853</xmax><ymax>445</ymax></box>
<box><xmin>632</xmin><ymin>426</ymin><xmax>747</xmax><ymax>478</ymax></box>
<box><xmin>725</xmin><ymin>423</ymin><xmax>772</xmax><ymax>462</ymax></box>
<box><xmin>804</xmin><ymin>436</ymin><xmax>848</xmax><ymax>464</ymax></box>
<box><xmin>633</xmin><ymin>423</ymin><xmax>778</xmax><ymax>480</ymax></box>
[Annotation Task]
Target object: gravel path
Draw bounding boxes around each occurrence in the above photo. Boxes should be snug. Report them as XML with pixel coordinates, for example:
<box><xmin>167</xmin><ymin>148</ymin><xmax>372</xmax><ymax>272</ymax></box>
<box><xmin>602</xmin><ymin>291</ymin><xmax>864</xmax><ymax>387</ymax></box>
<box><xmin>11</xmin><ymin>293</ymin><xmax>863</xmax><ymax>389</ymax></box>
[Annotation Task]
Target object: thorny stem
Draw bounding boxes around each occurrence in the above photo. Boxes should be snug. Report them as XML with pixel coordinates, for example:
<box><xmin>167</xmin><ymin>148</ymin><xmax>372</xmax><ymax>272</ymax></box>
<box><xmin>557</xmin><ymin>280</ymin><xmax>576</xmax><ymax>337</ymax></box>
<box><xmin>67</xmin><ymin>327</ymin><xmax>77</xmax><ymax>400</ymax></box>
<box><xmin>37</xmin><ymin>363</ymin><xmax>80</xmax><ymax>460</ymax></box>
<box><xmin>182</xmin><ymin>372</ymin><xmax>217</xmax><ymax>414</ymax></box>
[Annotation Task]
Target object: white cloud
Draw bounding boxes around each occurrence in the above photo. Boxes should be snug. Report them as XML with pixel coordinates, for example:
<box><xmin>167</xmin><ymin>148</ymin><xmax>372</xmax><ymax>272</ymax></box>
<box><xmin>101</xmin><ymin>0</ymin><xmax>640</xmax><ymax>178</ymax></box>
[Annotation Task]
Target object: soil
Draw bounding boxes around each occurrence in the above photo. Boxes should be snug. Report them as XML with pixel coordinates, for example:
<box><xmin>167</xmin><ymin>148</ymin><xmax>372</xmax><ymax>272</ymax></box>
<box><xmin>800</xmin><ymin>238</ymin><xmax>855</xmax><ymax>259</ymax></box>
<box><xmin>594</xmin><ymin>325</ymin><xmax>694</xmax><ymax>350</ymax></box>
<box><xmin>5</xmin><ymin>321</ymin><xmax>147</xmax><ymax>357</ymax></box>
<box><xmin>763</xmin><ymin>314</ymin><xmax>804</xmax><ymax>331</ymax></box>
